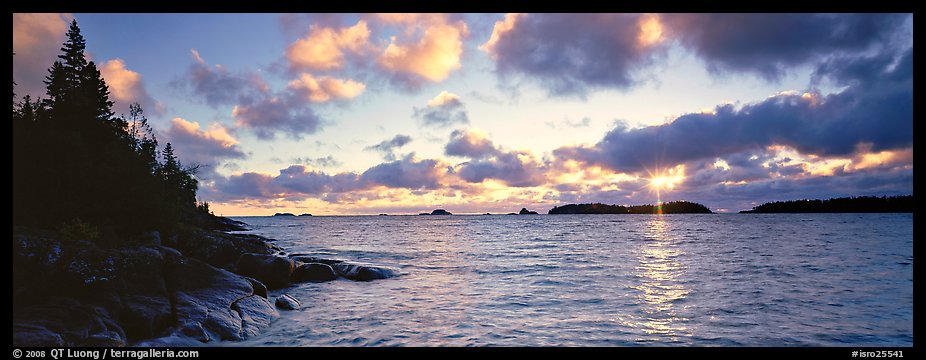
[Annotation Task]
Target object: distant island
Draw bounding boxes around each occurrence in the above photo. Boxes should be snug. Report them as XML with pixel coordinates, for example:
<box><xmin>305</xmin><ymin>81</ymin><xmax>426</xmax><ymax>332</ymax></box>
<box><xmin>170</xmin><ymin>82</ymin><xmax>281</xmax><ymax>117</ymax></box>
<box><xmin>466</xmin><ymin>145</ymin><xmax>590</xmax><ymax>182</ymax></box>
<box><xmin>420</xmin><ymin>209</ymin><xmax>453</xmax><ymax>215</ymax></box>
<box><xmin>519</xmin><ymin>208</ymin><xmax>539</xmax><ymax>215</ymax></box>
<box><xmin>273</xmin><ymin>212</ymin><xmax>296</xmax><ymax>217</ymax></box>
<box><xmin>298</xmin><ymin>213</ymin><xmax>313</xmax><ymax>217</ymax></box>
<box><xmin>549</xmin><ymin>201</ymin><xmax>712</xmax><ymax>214</ymax></box>
<box><xmin>740</xmin><ymin>195</ymin><xmax>913</xmax><ymax>213</ymax></box>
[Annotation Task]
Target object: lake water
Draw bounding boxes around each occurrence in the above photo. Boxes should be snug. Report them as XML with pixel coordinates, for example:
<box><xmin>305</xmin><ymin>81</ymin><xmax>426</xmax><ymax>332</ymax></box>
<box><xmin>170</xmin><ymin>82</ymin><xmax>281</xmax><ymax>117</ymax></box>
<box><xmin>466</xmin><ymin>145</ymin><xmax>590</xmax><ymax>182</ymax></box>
<box><xmin>225</xmin><ymin>213</ymin><xmax>913</xmax><ymax>347</ymax></box>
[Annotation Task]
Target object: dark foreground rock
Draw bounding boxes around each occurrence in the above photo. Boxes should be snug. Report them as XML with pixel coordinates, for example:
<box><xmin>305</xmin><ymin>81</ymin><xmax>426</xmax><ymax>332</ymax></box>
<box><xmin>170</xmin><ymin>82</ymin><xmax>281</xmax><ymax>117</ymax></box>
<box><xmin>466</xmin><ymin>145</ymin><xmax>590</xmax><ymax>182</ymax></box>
<box><xmin>235</xmin><ymin>254</ymin><xmax>295</xmax><ymax>289</ymax></box>
<box><xmin>292</xmin><ymin>262</ymin><xmax>338</xmax><ymax>282</ymax></box>
<box><xmin>13</xmin><ymin>223</ymin><xmax>396</xmax><ymax>347</ymax></box>
<box><xmin>13</xmin><ymin>227</ymin><xmax>279</xmax><ymax>347</ymax></box>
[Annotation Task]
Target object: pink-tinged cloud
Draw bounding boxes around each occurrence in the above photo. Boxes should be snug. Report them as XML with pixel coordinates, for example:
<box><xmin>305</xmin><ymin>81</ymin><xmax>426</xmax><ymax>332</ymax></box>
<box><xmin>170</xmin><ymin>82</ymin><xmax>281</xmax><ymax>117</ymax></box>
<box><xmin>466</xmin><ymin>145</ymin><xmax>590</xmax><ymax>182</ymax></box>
<box><xmin>286</xmin><ymin>20</ymin><xmax>371</xmax><ymax>71</ymax></box>
<box><xmin>99</xmin><ymin>58</ymin><xmax>163</xmax><ymax>116</ymax></box>
<box><xmin>12</xmin><ymin>13</ymin><xmax>73</xmax><ymax>99</ymax></box>
<box><xmin>377</xmin><ymin>14</ymin><xmax>469</xmax><ymax>84</ymax></box>
<box><xmin>184</xmin><ymin>49</ymin><xmax>270</xmax><ymax>107</ymax></box>
<box><xmin>164</xmin><ymin>118</ymin><xmax>246</xmax><ymax>176</ymax></box>
<box><xmin>288</xmin><ymin>73</ymin><xmax>365</xmax><ymax>103</ymax></box>
<box><xmin>413</xmin><ymin>91</ymin><xmax>469</xmax><ymax>127</ymax></box>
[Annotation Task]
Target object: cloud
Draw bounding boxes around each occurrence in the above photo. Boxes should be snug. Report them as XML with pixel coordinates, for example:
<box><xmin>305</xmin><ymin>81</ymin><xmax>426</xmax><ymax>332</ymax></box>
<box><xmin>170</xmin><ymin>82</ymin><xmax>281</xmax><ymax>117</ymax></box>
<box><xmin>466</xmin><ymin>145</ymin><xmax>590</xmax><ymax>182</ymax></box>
<box><xmin>286</xmin><ymin>20</ymin><xmax>371</xmax><ymax>71</ymax></box>
<box><xmin>481</xmin><ymin>13</ymin><xmax>665</xmax><ymax>97</ymax></box>
<box><xmin>661</xmin><ymin>13</ymin><xmax>910</xmax><ymax>80</ymax></box>
<box><xmin>364</xmin><ymin>134</ymin><xmax>413</xmax><ymax>161</ymax></box>
<box><xmin>445</xmin><ymin>128</ymin><xmax>499</xmax><ymax>158</ymax></box>
<box><xmin>231</xmin><ymin>94</ymin><xmax>324</xmax><ymax>140</ymax></box>
<box><xmin>292</xmin><ymin>155</ymin><xmax>343</xmax><ymax>168</ymax></box>
<box><xmin>444</xmin><ymin>128</ymin><xmax>548</xmax><ymax>187</ymax></box>
<box><xmin>413</xmin><ymin>91</ymin><xmax>469</xmax><ymax>127</ymax></box>
<box><xmin>183</xmin><ymin>49</ymin><xmax>269</xmax><ymax>107</ymax></box>
<box><xmin>556</xmin><ymin>46</ymin><xmax>912</xmax><ymax>174</ymax></box>
<box><xmin>12</xmin><ymin>13</ymin><xmax>73</xmax><ymax>99</ymax></box>
<box><xmin>164</xmin><ymin>117</ymin><xmax>246</xmax><ymax>177</ymax></box>
<box><xmin>288</xmin><ymin>73</ymin><xmax>365</xmax><ymax>103</ymax></box>
<box><xmin>377</xmin><ymin>14</ymin><xmax>469</xmax><ymax>85</ymax></box>
<box><xmin>99</xmin><ymin>58</ymin><xmax>163</xmax><ymax>116</ymax></box>
<box><xmin>359</xmin><ymin>155</ymin><xmax>448</xmax><ymax>190</ymax></box>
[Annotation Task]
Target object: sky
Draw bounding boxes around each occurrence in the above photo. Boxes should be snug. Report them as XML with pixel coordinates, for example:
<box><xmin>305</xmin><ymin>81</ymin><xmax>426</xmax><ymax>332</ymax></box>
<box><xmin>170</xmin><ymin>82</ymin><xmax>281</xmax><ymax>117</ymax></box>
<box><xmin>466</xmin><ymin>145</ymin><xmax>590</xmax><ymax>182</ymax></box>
<box><xmin>12</xmin><ymin>13</ymin><xmax>914</xmax><ymax>215</ymax></box>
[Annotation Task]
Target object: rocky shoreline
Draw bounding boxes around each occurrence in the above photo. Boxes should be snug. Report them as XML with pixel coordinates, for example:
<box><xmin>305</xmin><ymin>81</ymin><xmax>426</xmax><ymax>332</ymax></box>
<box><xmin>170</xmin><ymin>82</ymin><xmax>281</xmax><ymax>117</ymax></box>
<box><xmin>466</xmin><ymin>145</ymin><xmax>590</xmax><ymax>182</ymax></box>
<box><xmin>12</xmin><ymin>220</ymin><xmax>396</xmax><ymax>347</ymax></box>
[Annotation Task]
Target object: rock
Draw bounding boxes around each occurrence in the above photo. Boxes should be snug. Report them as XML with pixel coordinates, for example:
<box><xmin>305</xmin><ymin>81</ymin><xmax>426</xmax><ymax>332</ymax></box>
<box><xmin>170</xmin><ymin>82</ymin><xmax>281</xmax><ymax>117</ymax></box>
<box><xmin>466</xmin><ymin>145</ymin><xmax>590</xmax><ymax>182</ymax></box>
<box><xmin>332</xmin><ymin>263</ymin><xmax>396</xmax><ymax>282</ymax></box>
<box><xmin>169</xmin><ymin>230</ymin><xmax>280</xmax><ymax>268</ymax></box>
<box><xmin>242</xmin><ymin>276</ymin><xmax>268</xmax><ymax>299</ymax></box>
<box><xmin>275</xmin><ymin>294</ymin><xmax>300</xmax><ymax>310</ymax></box>
<box><xmin>298</xmin><ymin>213</ymin><xmax>313</xmax><ymax>217</ymax></box>
<box><xmin>233</xmin><ymin>295</ymin><xmax>279</xmax><ymax>338</ymax></box>
<box><xmin>176</xmin><ymin>320</ymin><xmax>213</xmax><ymax>343</ymax></box>
<box><xmin>114</xmin><ymin>247</ymin><xmax>172</xmax><ymax>341</ymax></box>
<box><xmin>82</xmin><ymin>331</ymin><xmax>126</xmax><ymax>347</ymax></box>
<box><xmin>289</xmin><ymin>255</ymin><xmax>344</xmax><ymax>266</ymax></box>
<box><xmin>12</xmin><ymin>324</ymin><xmax>65</xmax><ymax>347</ymax></box>
<box><xmin>13</xmin><ymin>297</ymin><xmax>124</xmax><ymax>347</ymax></box>
<box><xmin>235</xmin><ymin>254</ymin><xmax>295</xmax><ymax>289</ymax></box>
<box><xmin>165</xmin><ymin>256</ymin><xmax>254</xmax><ymax>341</ymax></box>
<box><xmin>292</xmin><ymin>262</ymin><xmax>338</xmax><ymax>283</ymax></box>
<box><xmin>273</xmin><ymin>213</ymin><xmax>296</xmax><ymax>217</ymax></box>
<box><xmin>134</xmin><ymin>334</ymin><xmax>204</xmax><ymax>347</ymax></box>
<box><xmin>430</xmin><ymin>209</ymin><xmax>452</xmax><ymax>215</ymax></box>
<box><xmin>519</xmin><ymin>208</ymin><xmax>539</xmax><ymax>215</ymax></box>
<box><xmin>141</xmin><ymin>231</ymin><xmax>161</xmax><ymax>246</ymax></box>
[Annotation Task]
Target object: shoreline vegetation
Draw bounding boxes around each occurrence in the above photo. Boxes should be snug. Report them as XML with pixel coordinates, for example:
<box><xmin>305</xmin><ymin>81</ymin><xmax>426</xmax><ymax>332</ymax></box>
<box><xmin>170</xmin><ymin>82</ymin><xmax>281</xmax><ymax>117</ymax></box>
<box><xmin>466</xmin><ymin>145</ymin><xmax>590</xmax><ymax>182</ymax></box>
<box><xmin>12</xmin><ymin>20</ymin><xmax>395</xmax><ymax>347</ymax></box>
<box><xmin>549</xmin><ymin>201</ymin><xmax>712</xmax><ymax>214</ymax></box>
<box><xmin>739</xmin><ymin>195</ymin><xmax>913</xmax><ymax>213</ymax></box>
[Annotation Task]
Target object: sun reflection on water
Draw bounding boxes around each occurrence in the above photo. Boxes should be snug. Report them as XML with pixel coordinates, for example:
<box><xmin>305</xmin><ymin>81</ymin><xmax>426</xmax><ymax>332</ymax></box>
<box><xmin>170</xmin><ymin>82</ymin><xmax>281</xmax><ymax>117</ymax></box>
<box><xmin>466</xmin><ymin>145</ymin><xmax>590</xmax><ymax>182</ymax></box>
<box><xmin>631</xmin><ymin>216</ymin><xmax>691</xmax><ymax>340</ymax></box>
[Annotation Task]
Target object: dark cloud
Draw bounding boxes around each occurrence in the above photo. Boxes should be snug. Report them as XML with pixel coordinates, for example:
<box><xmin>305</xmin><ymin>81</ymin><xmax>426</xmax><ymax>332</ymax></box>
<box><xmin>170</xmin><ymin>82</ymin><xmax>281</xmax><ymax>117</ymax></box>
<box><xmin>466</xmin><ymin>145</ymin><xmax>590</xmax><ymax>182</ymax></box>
<box><xmin>179</xmin><ymin>50</ymin><xmax>326</xmax><ymax>140</ymax></box>
<box><xmin>359</xmin><ymin>155</ymin><xmax>447</xmax><ymax>190</ymax></box>
<box><xmin>484</xmin><ymin>13</ymin><xmax>662</xmax><ymax>97</ymax></box>
<box><xmin>556</xmin><ymin>46</ymin><xmax>912</xmax><ymax>174</ymax></box>
<box><xmin>292</xmin><ymin>155</ymin><xmax>343</xmax><ymax>168</ymax></box>
<box><xmin>231</xmin><ymin>93</ymin><xmax>325</xmax><ymax>140</ymax></box>
<box><xmin>662</xmin><ymin>13</ymin><xmax>909</xmax><ymax>80</ymax></box>
<box><xmin>454</xmin><ymin>151</ymin><xmax>547</xmax><ymax>187</ymax></box>
<box><xmin>180</xmin><ymin>50</ymin><xmax>268</xmax><ymax>107</ymax></box>
<box><xmin>444</xmin><ymin>129</ymin><xmax>547</xmax><ymax>187</ymax></box>
<box><xmin>413</xmin><ymin>92</ymin><xmax>470</xmax><ymax>127</ymax></box>
<box><xmin>364</xmin><ymin>134</ymin><xmax>413</xmax><ymax>161</ymax></box>
<box><xmin>445</xmin><ymin>129</ymin><xmax>499</xmax><ymax>158</ymax></box>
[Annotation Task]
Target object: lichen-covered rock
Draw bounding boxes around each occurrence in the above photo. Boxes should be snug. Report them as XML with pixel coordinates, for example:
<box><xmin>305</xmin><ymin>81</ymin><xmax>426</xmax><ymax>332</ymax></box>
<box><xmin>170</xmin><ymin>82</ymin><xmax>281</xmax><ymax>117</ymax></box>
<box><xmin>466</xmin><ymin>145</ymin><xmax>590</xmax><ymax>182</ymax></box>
<box><xmin>168</xmin><ymin>229</ymin><xmax>280</xmax><ymax>268</ymax></box>
<box><xmin>164</xmin><ymin>256</ymin><xmax>254</xmax><ymax>341</ymax></box>
<box><xmin>82</xmin><ymin>331</ymin><xmax>126</xmax><ymax>347</ymax></box>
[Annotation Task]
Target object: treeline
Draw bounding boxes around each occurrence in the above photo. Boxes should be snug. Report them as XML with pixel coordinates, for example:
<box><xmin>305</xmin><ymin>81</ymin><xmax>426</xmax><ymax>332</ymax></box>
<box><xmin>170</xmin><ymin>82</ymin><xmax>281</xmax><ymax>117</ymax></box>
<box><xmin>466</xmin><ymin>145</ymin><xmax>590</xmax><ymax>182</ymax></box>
<box><xmin>740</xmin><ymin>195</ymin><xmax>914</xmax><ymax>213</ymax></box>
<box><xmin>548</xmin><ymin>201</ymin><xmax>712</xmax><ymax>214</ymax></box>
<box><xmin>13</xmin><ymin>20</ymin><xmax>206</xmax><ymax>236</ymax></box>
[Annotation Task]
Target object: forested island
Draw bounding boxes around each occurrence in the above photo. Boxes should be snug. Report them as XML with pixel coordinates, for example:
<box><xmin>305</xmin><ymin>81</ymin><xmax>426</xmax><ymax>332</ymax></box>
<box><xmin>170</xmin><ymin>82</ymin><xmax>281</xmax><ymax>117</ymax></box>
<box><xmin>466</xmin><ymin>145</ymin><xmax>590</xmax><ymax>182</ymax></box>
<box><xmin>548</xmin><ymin>201</ymin><xmax>712</xmax><ymax>214</ymax></box>
<box><xmin>740</xmin><ymin>195</ymin><xmax>914</xmax><ymax>213</ymax></box>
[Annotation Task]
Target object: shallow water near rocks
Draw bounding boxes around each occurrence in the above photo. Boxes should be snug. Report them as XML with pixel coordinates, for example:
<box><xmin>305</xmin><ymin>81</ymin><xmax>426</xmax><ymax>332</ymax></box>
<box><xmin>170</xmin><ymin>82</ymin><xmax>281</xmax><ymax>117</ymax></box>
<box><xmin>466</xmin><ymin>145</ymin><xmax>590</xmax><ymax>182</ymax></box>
<box><xmin>223</xmin><ymin>213</ymin><xmax>912</xmax><ymax>346</ymax></box>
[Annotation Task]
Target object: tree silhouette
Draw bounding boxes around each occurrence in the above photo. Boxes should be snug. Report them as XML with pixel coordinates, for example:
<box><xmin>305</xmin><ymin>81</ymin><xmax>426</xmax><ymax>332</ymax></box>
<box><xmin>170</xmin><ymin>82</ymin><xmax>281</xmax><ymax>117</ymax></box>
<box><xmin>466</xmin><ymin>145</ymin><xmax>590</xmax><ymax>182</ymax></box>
<box><xmin>13</xmin><ymin>20</ymin><xmax>206</xmax><ymax>238</ymax></box>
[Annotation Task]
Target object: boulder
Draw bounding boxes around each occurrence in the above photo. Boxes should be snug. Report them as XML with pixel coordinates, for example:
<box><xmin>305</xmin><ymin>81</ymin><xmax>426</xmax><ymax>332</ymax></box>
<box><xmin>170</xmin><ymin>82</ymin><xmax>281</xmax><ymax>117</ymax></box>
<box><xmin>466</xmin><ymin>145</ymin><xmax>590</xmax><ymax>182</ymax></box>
<box><xmin>233</xmin><ymin>295</ymin><xmax>279</xmax><ymax>338</ymax></box>
<box><xmin>235</xmin><ymin>254</ymin><xmax>295</xmax><ymax>289</ymax></box>
<box><xmin>292</xmin><ymin>262</ymin><xmax>338</xmax><ymax>283</ymax></box>
<box><xmin>164</xmin><ymin>256</ymin><xmax>254</xmax><ymax>341</ymax></box>
<box><xmin>82</xmin><ymin>331</ymin><xmax>126</xmax><ymax>347</ymax></box>
<box><xmin>169</xmin><ymin>230</ymin><xmax>280</xmax><ymax>268</ymax></box>
<box><xmin>332</xmin><ymin>263</ymin><xmax>396</xmax><ymax>282</ymax></box>
<box><xmin>242</xmin><ymin>276</ymin><xmax>269</xmax><ymax>299</ymax></box>
<box><xmin>275</xmin><ymin>294</ymin><xmax>300</xmax><ymax>311</ymax></box>
<box><xmin>289</xmin><ymin>255</ymin><xmax>344</xmax><ymax>266</ymax></box>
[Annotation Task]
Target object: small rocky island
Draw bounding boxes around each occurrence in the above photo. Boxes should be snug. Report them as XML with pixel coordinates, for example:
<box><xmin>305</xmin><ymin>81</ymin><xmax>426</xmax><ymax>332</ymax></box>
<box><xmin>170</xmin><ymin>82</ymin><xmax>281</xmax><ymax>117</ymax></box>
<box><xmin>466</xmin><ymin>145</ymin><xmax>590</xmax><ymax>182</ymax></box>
<box><xmin>519</xmin><ymin>208</ymin><xmax>539</xmax><ymax>215</ymax></box>
<box><xmin>420</xmin><ymin>209</ymin><xmax>452</xmax><ymax>215</ymax></box>
<box><xmin>549</xmin><ymin>201</ymin><xmax>712</xmax><ymax>214</ymax></box>
<box><xmin>272</xmin><ymin>213</ymin><xmax>296</xmax><ymax>217</ymax></box>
